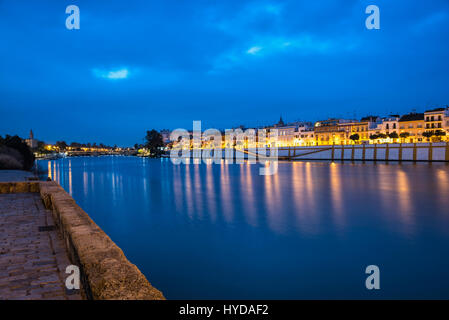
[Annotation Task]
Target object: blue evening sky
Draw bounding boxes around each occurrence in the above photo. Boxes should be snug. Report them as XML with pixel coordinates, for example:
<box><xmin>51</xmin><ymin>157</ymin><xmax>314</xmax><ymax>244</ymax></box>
<box><xmin>1</xmin><ymin>0</ymin><xmax>448</xmax><ymax>146</ymax></box>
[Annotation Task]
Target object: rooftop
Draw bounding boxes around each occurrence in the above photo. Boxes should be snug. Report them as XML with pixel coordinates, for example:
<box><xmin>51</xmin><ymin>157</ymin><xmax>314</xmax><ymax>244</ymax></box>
<box><xmin>399</xmin><ymin>113</ymin><xmax>424</xmax><ymax>122</ymax></box>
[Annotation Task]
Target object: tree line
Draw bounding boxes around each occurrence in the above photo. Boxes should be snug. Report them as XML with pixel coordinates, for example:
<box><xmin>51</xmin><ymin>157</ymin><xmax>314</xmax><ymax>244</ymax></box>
<box><xmin>0</xmin><ymin>135</ymin><xmax>35</xmax><ymax>170</ymax></box>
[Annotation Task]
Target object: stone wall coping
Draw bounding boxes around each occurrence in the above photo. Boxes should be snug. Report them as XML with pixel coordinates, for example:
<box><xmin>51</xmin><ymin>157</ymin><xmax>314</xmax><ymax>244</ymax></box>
<box><xmin>0</xmin><ymin>181</ymin><xmax>165</xmax><ymax>300</ymax></box>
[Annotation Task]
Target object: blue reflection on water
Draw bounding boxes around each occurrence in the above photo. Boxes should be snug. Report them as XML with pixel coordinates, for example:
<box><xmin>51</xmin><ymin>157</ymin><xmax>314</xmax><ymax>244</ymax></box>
<box><xmin>39</xmin><ymin>156</ymin><xmax>449</xmax><ymax>299</ymax></box>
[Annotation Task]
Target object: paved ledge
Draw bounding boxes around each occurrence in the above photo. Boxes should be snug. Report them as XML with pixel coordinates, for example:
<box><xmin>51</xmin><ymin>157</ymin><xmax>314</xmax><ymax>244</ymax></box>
<box><xmin>1</xmin><ymin>181</ymin><xmax>165</xmax><ymax>300</ymax></box>
<box><xmin>0</xmin><ymin>192</ymin><xmax>82</xmax><ymax>300</ymax></box>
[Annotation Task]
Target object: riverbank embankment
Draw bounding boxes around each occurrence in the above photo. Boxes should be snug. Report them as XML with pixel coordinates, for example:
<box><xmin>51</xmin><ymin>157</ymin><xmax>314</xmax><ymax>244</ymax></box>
<box><xmin>0</xmin><ymin>171</ymin><xmax>164</xmax><ymax>300</ymax></box>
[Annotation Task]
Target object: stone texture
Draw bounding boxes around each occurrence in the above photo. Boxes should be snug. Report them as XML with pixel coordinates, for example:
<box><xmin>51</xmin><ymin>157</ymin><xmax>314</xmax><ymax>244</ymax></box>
<box><xmin>0</xmin><ymin>192</ymin><xmax>83</xmax><ymax>300</ymax></box>
<box><xmin>0</xmin><ymin>180</ymin><xmax>163</xmax><ymax>300</ymax></box>
<box><xmin>39</xmin><ymin>181</ymin><xmax>165</xmax><ymax>300</ymax></box>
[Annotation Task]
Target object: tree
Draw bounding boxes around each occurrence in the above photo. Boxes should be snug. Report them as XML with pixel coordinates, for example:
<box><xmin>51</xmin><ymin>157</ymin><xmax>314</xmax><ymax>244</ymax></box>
<box><xmin>145</xmin><ymin>130</ymin><xmax>164</xmax><ymax>157</ymax></box>
<box><xmin>377</xmin><ymin>133</ymin><xmax>387</xmax><ymax>139</ymax></box>
<box><xmin>56</xmin><ymin>141</ymin><xmax>68</xmax><ymax>151</ymax></box>
<box><xmin>434</xmin><ymin>130</ymin><xmax>446</xmax><ymax>141</ymax></box>
<box><xmin>370</xmin><ymin>134</ymin><xmax>379</xmax><ymax>140</ymax></box>
<box><xmin>399</xmin><ymin>132</ymin><xmax>410</xmax><ymax>142</ymax></box>
<box><xmin>0</xmin><ymin>135</ymin><xmax>35</xmax><ymax>170</ymax></box>
<box><xmin>36</xmin><ymin>141</ymin><xmax>51</xmax><ymax>154</ymax></box>
<box><xmin>349</xmin><ymin>134</ymin><xmax>360</xmax><ymax>143</ymax></box>
<box><xmin>388</xmin><ymin>132</ymin><xmax>399</xmax><ymax>139</ymax></box>
<box><xmin>422</xmin><ymin>131</ymin><xmax>433</xmax><ymax>140</ymax></box>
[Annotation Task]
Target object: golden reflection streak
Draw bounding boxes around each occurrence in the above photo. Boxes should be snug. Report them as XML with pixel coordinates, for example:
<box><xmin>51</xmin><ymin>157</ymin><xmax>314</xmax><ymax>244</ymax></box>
<box><xmin>53</xmin><ymin>161</ymin><xmax>57</xmax><ymax>183</ymax></box>
<box><xmin>90</xmin><ymin>172</ymin><xmax>95</xmax><ymax>195</ymax></box>
<box><xmin>329</xmin><ymin>163</ymin><xmax>345</xmax><ymax>229</ymax></box>
<box><xmin>220</xmin><ymin>162</ymin><xmax>233</xmax><ymax>223</ymax></box>
<box><xmin>301</xmin><ymin>162</ymin><xmax>319</xmax><ymax>234</ymax></box>
<box><xmin>172</xmin><ymin>164</ymin><xmax>182</xmax><ymax>214</ymax></box>
<box><xmin>436</xmin><ymin>168</ymin><xmax>449</xmax><ymax>209</ymax></box>
<box><xmin>68</xmin><ymin>160</ymin><xmax>73</xmax><ymax>196</ymax></box>
<box><xmin>292</xmin><ymin>162</ymin><xmax>306</xmax><ymax>232</ymax></box>
<box><xmin>396</xmin><ymin>169</ymin><xmax>414</xmax><ymax>231</ymax></box>
<box><xmin>242</xmin><ymin>162</ymin><xmax>257</xmax><ymax>227</ymax></box>
<box><xmin>206</xmin><ymin>162</ymin><xmax>217</xmax><ymax>222</ymax></box>
<box><xmin>194</xmin><ymin>163</ymin><xmax>203</xmax><ymax>219</ymax></box>
<box><xmin>48</xmin><ymin>161</ymin><xmax>52</xmax><ymax>180</ymax></box>
<box><xmin>185</xmin><ymin>163</ymin><xmax>194</xmax><ymax>219</ymax></box>
<box><xmin>264</xmin><ymin>163</ymin><xmax>282</xmax><ymax>233</ymax></box>
<box><xmin>304</xmin><ymin>162</ymin><xmax>317</xmax><ymax>219</ymax></box>
<box><xmin>83</xmin><ymin>171</ymin><xmax>89</xmax><ymax>198</ymax></box>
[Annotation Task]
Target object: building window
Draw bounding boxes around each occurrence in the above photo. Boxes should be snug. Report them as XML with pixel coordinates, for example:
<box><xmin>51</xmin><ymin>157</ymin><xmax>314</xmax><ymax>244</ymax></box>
<box><xmin>393</xmin><ymin>123</ymin><xmax>396</xmax><ymax>129</ymax></box>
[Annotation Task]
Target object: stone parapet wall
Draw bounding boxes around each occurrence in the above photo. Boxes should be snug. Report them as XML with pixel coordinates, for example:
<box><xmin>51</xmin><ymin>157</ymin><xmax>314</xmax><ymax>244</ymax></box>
<box><xmin>0</xmin><ymin>181</ymin><xmax>165</xmax><ymax>300</ymax></box>
<box><xmin>0</xmin><ymin>182</ymin><xmax>40</xmax><ymax>194</ymax></box>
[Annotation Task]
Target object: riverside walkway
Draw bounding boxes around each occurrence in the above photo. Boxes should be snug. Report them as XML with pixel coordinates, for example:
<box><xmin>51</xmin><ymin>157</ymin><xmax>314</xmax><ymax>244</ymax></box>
<box><xmin>0</xmin><ymin>171</ymin><xmax>82</xmax><ymax>300</ymax></box>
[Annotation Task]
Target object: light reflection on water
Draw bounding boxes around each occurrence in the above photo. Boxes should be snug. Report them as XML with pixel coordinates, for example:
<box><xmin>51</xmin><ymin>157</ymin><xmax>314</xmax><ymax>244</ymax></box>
<box><xmin>39</xmin><ymin>156</ymin><xmax>449</xmax><ymax>299</ymax></box>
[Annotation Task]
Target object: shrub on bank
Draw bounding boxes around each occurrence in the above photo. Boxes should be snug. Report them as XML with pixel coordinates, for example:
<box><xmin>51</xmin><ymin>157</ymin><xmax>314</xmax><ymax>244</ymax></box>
<box><xmin>0</xmin><ymin>153</ymin><xmax>23</xmax><ymax>170</ymax></box>
<box><xmin>0</xmin><ymin>135</ymin><xmax>35</xmax><ymax>170</ymax></box>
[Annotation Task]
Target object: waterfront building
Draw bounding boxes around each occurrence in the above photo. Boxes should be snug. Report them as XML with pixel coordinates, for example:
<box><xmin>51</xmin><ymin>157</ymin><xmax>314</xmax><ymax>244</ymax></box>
<box><xmin>378</xmin><ymin>115</ymin><xmax>400</xmax><ymax>135</ymax></box>
<box><xmin>367</xmin><ymin>115</ymin><xmax>401</xmax><ymax>143</ymax></box>
<box><xmin>276</xmin><ymin>125</ymin><xmax>299</xmax><ymax>147</ymax></box>
<box><xmin>398</xmin><ymin>112</ymin><xmax>425</xmax><ymax>143</ymax></box>
<box><xmin>422</xmin><ymin>107</ymin><xmax>449</xmax><ymax>142</ymax></box>
<box><xmin>445</xmin><ymin>108</ymin><xmax>449</xmax><ymax>130</ymax></box>
<box><xmin>170</xmin><ymin>107</ymin><xmax>448</xmax><ymax>149</ymax></box>
<box><xmin>314</xmin><ymin>119</ymin><xmax>354</xmax><ymax>145</ymax></box>
<box><xmin>424</xmin><ymin>107</ymin><xmax>445</xmax><ymax>130</ymax></box>
<box><xmin>275</xmin><ymin>121</ymin><xmax>314</xmax><ymax>147</ymax></box>
<box><xmin>294</xmin><ymin>122</ymin><xmax>316</xmax><ymax>146</ymax></box>
<box><xmin>348</xmin><ymin>116</ymin><xmax>382</xmax><ymax>143</ymax></box>
<box><xmin>295</xmin><ymin>129</ymin><xmax>316</xmax><ymax>146</ymax></box>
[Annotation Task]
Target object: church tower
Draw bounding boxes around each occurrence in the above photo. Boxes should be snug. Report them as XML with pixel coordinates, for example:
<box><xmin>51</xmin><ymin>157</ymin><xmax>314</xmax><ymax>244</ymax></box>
<box><xmin>278</xmin><ymin>115</ymin><xmax>285</xmax><ymax>126</ymax></box>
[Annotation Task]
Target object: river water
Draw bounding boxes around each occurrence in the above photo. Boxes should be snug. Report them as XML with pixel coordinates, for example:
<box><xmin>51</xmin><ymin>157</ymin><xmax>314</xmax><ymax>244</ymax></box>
<box><xmin>38</xmin><ymin>156</ymin><xmax>449</xmax><ymax>299</ymax></box>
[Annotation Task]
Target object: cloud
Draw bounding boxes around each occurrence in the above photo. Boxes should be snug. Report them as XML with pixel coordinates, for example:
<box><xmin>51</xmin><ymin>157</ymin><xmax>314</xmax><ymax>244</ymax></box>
<box><xmin>205</xmin><ymin>1</ymin><xmax>360</xmax><ymax>73</ymax></box>
<box><xmin>210</xmin><ymin>34</ymin><xmax>353</xmax><ymax>73</ymax></box>
<box><xmin>93</xmin><ymin>68</ymin><xmax>129</xmax><ymax>80</ymax></box>
<box><xmin>247</xmin><ymin>46</ymin><xmax>263</xmax><ymax>55</ymax></box>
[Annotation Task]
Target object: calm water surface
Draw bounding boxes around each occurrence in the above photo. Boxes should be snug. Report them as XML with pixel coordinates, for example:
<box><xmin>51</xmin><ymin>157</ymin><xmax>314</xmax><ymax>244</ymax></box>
<box><xmin>38</xmin><ymin>156</ymin><xmax>449</xmax><ymax>299</ymax></box>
